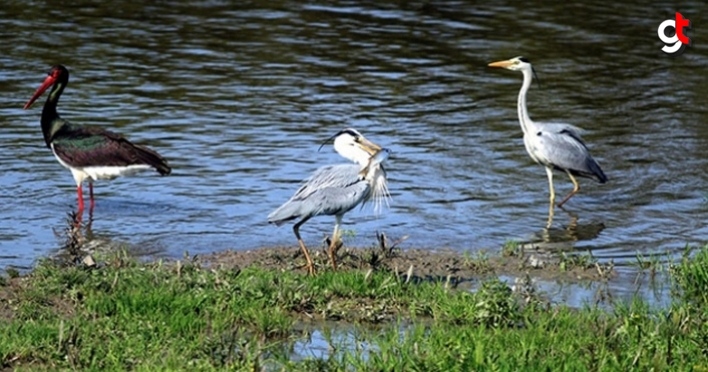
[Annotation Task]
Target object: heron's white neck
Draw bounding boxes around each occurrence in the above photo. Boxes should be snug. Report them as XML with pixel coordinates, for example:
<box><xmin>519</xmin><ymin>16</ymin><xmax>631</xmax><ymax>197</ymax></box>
<box><xmin>333</xmin><ymin>142</ymin><xmax>371</xmax><ymax>167</ymax></box>
<box><xmin>517</xmin><ymin>67</ymin><xmax>534</xmax><ymax>135</ymax></box>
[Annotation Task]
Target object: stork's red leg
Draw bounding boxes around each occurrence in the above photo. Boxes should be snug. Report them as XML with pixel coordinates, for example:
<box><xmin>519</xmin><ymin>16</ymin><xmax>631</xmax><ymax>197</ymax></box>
<box><xmin>77</xmin><ymin>185</ymin><xmax>85</xmax><ymax>213</ymax></box>
<box><xmin>89</xmin><ymin>183</ymin><xmax>95</xmax><ymax>211</ymax></box>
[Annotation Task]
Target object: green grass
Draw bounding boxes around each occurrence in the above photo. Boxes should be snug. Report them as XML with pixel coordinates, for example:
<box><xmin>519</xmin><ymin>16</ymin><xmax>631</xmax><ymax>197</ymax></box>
<box><xmin>501</xmin><ymin>240</ymin><xmax>521</xmax><ymax>257</ymax></box>
<box><xmin>1</xmin><ymin>244</ymin><xmax>707</xmax><ymax>371</ymax></box>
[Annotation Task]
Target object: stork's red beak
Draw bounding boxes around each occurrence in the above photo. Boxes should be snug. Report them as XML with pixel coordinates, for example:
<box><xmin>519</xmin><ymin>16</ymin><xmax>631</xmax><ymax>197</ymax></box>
<box><xmin>24</xmin><ymin>74</ymin><xmax>57</xmax><ymax>110</ymax></box>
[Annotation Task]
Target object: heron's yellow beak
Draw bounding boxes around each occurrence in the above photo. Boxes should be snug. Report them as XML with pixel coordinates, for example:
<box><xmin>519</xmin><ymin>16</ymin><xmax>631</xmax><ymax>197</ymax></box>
<box><xmin>356</xmin><ymin>136</ymin><xmax>383</xmax><ymax>156</ymax></box>
<box><xmin>488</xmin><ymin>60</ymin><xmax>514</xmax><ymax>68</ymax></box>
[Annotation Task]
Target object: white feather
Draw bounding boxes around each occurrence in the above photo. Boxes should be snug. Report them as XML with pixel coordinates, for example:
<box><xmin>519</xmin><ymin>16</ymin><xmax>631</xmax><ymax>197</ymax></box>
<box><xmin>51</xmin><ymin>143</ymin><xmax>151</xmax><ymax>186</ymax></box>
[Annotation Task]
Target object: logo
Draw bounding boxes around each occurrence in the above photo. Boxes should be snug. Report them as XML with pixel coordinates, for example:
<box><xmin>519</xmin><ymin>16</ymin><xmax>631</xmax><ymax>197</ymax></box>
<box><xmin>658</xmin><ymin>12</ymin><xmax>691</xmax><ymax>55</ymax></box>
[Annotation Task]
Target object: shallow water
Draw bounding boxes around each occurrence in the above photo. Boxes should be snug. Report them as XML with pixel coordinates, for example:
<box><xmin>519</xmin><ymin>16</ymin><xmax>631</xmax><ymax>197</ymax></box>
<box><xmin>1</xmin><ymin>1</ymin><xmax>707</xmax><ymax>282</ymax></box>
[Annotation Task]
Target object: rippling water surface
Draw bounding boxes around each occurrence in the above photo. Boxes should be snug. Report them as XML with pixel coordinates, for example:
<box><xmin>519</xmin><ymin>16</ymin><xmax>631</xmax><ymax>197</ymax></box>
<box><xmin>1</xmin><ymin>1</ymin><xmax>707</xmax><ymax>275</ymax></box>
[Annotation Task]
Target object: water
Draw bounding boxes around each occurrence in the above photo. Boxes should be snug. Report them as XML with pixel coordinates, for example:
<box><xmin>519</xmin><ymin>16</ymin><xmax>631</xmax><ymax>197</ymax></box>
<box><xmin>1</xmin><ymin>1</ymin><xmax>707</xmax><ymax>279</ymax></box>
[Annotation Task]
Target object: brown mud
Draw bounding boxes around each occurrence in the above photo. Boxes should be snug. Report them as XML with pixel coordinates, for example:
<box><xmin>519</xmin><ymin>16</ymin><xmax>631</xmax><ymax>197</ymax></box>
<box><xmin>199</xmin><ymin>232</ymin><xmax>615</xmax><ymax>286</ymax></box>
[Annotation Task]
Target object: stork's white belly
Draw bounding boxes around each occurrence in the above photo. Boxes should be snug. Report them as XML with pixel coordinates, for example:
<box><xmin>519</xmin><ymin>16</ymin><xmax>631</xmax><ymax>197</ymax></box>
<box><xmin>51</xmin><ymin>144</ymin><xmax>151</xmax><ymax>185</ymax></box>
<box><xmin>83</xmin><ymin>165</ymin><xmax>151</xmax><ymax>180</ymax></box>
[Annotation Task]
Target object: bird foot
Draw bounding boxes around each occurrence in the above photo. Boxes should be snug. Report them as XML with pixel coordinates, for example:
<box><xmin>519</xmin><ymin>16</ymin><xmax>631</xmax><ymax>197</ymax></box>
<box><xmin>327</xmin><ymin>240</ymin><xmax>344</xmax><ymax>271</ymax></box>
<box><xmin>305</xmin><ymin>264</ymin><xmax>316</xmax><ymax>276</ymax></box>
<box><xmin>330</xmin><ymin>239</ymin><xmax>344</xmax><ymax>253</ymax></box>
<box><xmin>295</xmin><ymin>261</ymin><xmax>316</xmax><ymax>276</ymax></box>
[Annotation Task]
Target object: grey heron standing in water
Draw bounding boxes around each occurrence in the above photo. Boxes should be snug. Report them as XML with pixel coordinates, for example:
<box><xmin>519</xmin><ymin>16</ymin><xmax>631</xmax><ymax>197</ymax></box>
<box><xmin>488</xmin><ymin>56</ymin><xmax>607</xmax><ymax>222</ymax></box>
<box><xmin>268</xmin><ymin>129</ymin><xmax>391</xmax><ymax>275</ymax></box>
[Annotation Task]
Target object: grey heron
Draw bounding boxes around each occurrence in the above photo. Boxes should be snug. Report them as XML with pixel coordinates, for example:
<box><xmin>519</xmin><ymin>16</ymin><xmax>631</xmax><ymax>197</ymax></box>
<box><xmin>268</xmin><ymin>129</ymin><xmax>391</xmax><ymax>275</ymax></box>
<box><xmin>488</xmin><ymin>56</ymin><xmax>607</xmax><ymax>218</ymax></box>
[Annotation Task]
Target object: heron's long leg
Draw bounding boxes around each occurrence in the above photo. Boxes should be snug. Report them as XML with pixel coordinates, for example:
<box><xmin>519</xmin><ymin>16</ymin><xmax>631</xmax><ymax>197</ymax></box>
<box><xmin>544</xmin><ymin>167</ymin><xmax>556</xmax><ymax>228</ymax></box>
<box><xmin>557</xmin><ymin>172</ymin><xmax>580</xmax><ymax>207</ymax></box>
<box><xmin>293</xmin><ymin>217</ymin><xmax>315</xmax><ymax>276</ymax></box>
<box><xmin>545</xmin><ymin>167</ymin><xmax>556</xmax><ymax>206</ymax></box>
<box><xmin>328</xmin><ymin>215</ymin><xmax>343</xmax><ymax>271</ymax></box>
<box><xmin>546</xmin><ymin>205</ymin><xmax>554</xmax><ymax>229</ymax></box>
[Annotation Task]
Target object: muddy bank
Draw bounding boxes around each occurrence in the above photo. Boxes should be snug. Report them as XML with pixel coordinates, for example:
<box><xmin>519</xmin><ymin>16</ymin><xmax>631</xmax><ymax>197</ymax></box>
<box><xmin>198</xmin><ymin>238</ymin><xmax>615</xmax><ymax>286</ymax></box>
<box><xmin>35</xmin><ymin>214</ymin><xmax>616</xmax><ymax>291</ymax></box>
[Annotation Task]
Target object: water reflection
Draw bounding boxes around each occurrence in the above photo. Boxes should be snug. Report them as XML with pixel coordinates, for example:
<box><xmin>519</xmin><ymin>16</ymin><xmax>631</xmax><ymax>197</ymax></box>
<box><xmin>51</xmin><ymin>208</ymin><xmax>167</xmax><ymax>267</ymax></box>
<box><xmin>52</xmin><ymin>210</ymin><xmax>92</xmax><ymax>266</ymax></box>
<box><xmin>519</xmin><ymin>210</ymin><xmax>607</xmax><ymax>254</ymax></box>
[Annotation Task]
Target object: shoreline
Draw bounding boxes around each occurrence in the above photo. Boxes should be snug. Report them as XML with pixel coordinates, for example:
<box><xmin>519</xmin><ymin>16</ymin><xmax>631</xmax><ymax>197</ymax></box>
<box><xmin>199</xmin><ymin>243</ymin><xmax>616</xmax><ymax>285</ymax></box>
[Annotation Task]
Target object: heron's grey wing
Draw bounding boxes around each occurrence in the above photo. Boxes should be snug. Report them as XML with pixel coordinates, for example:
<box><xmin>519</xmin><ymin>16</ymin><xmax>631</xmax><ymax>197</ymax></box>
<box><xmin>306</xmin><ymin>179</ymin><xmax>371</xmax><ymax>216</ymax></box>
<box><xmin>268</xmin><ymin>164</ymin><xmax>369</xmax><ymax>224</ymax></box>
<box><xmin>531</xmin><ymin>130</ymin><xmax>605</xmax><ymax>181</ymax></box>
<box><xmin>539</xmin><ymin>122</ymin><xmax>586</xmax><ymax>145</ymax></box>
<box><xmin>290</xmin><ymin>164</ymin><xmax>362</xmax><ymax>201</ymax></box>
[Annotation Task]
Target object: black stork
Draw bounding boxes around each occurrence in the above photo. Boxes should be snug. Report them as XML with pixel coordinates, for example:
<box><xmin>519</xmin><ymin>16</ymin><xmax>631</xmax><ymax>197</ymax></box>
<box><xmin>23</xmin><ymin>65</ymin><xmax>171</xmax><ymax>213</ymax></box>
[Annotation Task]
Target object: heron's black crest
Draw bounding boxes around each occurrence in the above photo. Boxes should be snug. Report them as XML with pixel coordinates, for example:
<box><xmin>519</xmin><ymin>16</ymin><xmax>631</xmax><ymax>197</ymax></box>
<box><xmin>532</xmin><ymin>67</ymin><xmax>540</xmax><ymax>87</ymax></box>
<box><xmin>518</xmin><ymin>57</ymin><xmax>531</xmax><ymax>63</ymax></box>
<box><xmin>318</xmin><ymin>128</ymin><xmax>360</xmax><ymax>152</ymax></box>
<box><xmin>338</xmin><ymin>128</ymin><xmax>360</xmax><ymax>138</ymax></box>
